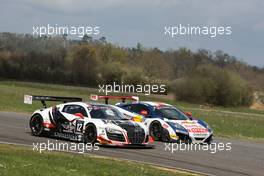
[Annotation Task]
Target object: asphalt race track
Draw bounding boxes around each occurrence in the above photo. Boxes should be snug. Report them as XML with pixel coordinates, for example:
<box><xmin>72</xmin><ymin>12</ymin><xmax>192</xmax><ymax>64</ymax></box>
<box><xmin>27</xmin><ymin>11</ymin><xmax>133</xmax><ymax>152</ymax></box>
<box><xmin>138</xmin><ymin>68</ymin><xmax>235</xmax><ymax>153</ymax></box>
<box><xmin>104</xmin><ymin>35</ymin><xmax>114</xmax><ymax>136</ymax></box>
<box><xmin>0</xmin><ymin>112</ymin><xmax>263</xmax><ymax>176</ymax></box>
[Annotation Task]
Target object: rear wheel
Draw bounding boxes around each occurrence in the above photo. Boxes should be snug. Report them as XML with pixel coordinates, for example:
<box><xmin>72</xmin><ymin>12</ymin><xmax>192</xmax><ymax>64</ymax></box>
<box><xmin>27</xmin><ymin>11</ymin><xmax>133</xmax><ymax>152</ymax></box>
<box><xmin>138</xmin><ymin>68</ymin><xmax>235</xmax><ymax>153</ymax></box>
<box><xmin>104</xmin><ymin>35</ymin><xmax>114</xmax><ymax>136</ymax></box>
<box><xmin>29</xmin><ymin>114</ymin><xmax>44</xmax><ymax>136</ymax></box>
<box><xmin>149</xmin><ymin>121</ymin><xmax>162</xmax><ymax>141</ymax></box>
<box><xmin>83</xmin><ymin>124</ymin><xmax>97</xmax><ymax>144</ymax></box>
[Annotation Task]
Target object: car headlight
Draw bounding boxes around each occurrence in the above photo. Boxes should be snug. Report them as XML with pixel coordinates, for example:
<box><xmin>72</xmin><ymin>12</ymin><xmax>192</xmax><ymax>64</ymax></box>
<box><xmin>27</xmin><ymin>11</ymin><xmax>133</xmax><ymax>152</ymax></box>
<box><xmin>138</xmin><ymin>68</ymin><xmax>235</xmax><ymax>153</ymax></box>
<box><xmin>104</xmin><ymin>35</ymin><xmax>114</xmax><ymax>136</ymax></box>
<box><xmin>198</xmin><ymin>119</ymin><xmax>213</xmax><ymax>132</ymax></box>
<box><xmin>168</xmin><ymin>122</ymin><xmax>186</xmax><ymax>131</ymax></box>
<box><xmin>202</xmin><ymin>121</ymin><xmax>211</xmax><ymax>130</ymax></box>
<box><xmin>206</xmin><ymin>123</ymin><xmax>212</xmax><ymax>132</ymax></box>
<box><xmin>106</xmin><ymin>128</ymin><xmax>122</xmax><ymax>134</ymax></box>
<box><xmin>174</xmin><ymin>123</ymin><xmax>186</xmax><ymax>131</ymax></box>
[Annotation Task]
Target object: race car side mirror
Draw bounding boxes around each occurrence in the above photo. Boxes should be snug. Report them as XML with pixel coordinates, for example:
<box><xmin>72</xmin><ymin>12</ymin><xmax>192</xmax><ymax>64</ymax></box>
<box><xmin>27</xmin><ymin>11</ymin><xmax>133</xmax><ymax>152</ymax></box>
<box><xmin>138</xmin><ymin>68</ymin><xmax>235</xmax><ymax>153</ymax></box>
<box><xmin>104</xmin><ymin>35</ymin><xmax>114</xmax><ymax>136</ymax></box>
<box><xmin>184</xmin><ymin>111</ymin><xmax>195</xmax><ymax>120</ymax></box>
<box><xmin>74</xmin><ymin>113</ymin><xmax>84</xmax><ymax>119</ymax></box>
<box><xmin>184</xmin><ymin>111</ymin><xmax>192</xmax><ymax>117</ymax></box>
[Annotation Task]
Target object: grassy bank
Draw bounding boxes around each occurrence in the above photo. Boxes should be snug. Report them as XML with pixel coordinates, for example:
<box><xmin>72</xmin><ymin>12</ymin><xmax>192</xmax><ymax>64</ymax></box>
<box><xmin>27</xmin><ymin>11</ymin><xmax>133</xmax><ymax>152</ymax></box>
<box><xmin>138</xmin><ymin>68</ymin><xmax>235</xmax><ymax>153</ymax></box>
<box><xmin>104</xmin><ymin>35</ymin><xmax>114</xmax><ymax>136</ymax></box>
<box><xmin>0</xmin><ymin>144</ymin><xmax>193</xmax><ymax>176</ymax></box>
<box><xmin>0</xmin><ymin>80</ymin><xmax>264</xmax><ymax>140</ymax></box>
<box><xmin>190</xmin><ymin>109</ymin><xmax>264</xmax><ymax>139</ymax></box>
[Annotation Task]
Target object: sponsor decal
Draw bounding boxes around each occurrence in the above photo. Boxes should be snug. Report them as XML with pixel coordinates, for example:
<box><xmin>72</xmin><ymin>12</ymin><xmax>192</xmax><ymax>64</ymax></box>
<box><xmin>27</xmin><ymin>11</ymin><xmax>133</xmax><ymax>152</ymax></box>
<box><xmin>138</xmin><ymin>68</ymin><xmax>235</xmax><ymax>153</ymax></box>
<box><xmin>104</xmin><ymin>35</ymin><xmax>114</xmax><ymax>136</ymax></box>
<box><xmin>184</xmin><ymin>125</ymin><xmax>200</xmax><ymax>128</ymax></box>
<box><xmin>188</xmin><ymin>128</ymin><xmax>208</xmax><ymax>133</ymax></box>
<box><xmin>54</xmin><ymin>132</ymin><xmax>82</xmax><ymax>141</ymax></box>
<box><xmin>181</xmin><ymin>121</ymin><xmax>196</xmax><ymax>124</ymax></box>
<box><xmin>24</xmin><ymin>95</ymin><xmax>33</xmax><ymax>104</ymax></box>
<box><xmin>131</xmin><ymin>115</ymin><xmax>143</xmax><ymax>122</ymax></box>
<box><xmin>75</xmin><ymin>120</ymin><xmax>84</xmax><ymax>133</ymax></box>
<box><xmin>193</xmin><ymin>133</ymin><xmax>208</xmax><ymax>137</ymax></box>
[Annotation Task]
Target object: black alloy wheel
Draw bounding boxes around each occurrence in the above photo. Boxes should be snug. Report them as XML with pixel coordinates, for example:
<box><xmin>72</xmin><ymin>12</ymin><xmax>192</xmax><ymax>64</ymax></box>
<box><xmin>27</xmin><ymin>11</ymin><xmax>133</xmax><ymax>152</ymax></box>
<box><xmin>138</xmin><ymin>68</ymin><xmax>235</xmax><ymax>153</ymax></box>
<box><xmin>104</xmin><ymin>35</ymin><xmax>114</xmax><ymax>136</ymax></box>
<box><xmin>149</xmin><ymin>122</ymin><xmax>162</xmax><ymax>141</ymax></box>
<box><xmin>29</xmin><ymin>114</ymin><xmax>44</xmax><ymax>136</ymax></box>
<box><xmin>84</xmin><ymin>124</ymin><xmax>97</xmax><ymax>144</ymax></box>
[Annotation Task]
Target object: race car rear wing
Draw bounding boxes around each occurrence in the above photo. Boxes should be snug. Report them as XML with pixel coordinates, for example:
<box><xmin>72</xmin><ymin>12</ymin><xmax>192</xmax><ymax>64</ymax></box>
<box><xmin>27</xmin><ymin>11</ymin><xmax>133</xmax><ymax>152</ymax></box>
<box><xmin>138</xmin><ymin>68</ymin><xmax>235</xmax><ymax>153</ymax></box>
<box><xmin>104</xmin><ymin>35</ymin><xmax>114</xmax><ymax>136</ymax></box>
<box><xmin>90</xmin><ymin>94</ymin><xmax>139</xmax><ymax>104</ymax></box>
<box><xmin>24</xmin><ymin>95</ymin><xmax>83</xmax><ymax>108</ymax></box>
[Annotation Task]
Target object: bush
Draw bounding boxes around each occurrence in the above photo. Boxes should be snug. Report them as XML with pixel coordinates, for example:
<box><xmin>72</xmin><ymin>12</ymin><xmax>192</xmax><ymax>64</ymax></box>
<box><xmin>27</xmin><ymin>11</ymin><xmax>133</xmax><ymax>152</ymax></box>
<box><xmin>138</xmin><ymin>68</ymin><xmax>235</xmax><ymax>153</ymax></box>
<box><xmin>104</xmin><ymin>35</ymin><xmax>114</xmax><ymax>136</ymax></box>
<box><xmin>122</xmin><ymin>68</ymin><xmax>146</xmax><ymax>85</ymax></box>
<box><xmin>97</xmin><ymin>62</ymin><xmax>126</xmax><ymax>84</ymax></box>
<box><xmin>173</xmin><ymin>65</ymin><xmax>253</xmax><ymax>107</ymax></box>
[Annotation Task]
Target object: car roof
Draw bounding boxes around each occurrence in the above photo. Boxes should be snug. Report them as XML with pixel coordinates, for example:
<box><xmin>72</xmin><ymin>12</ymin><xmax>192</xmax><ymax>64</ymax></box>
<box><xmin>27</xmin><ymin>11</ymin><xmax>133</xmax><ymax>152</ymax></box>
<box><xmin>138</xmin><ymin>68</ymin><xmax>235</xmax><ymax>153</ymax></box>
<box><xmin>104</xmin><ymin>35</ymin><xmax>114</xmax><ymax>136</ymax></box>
<box><xmin>61</xmin><ymin>101</ymin><xmax>110</xmax><ymax>107</ymax></box>
<box><xmin>118</xmin><ymin>101</ymin><xmax>173</xmax><ymax>107</ymax></box>
<box><xmin>140</xmin><ymin>101</ymin><xmax>172</xmax><ymax>107</ymax></box>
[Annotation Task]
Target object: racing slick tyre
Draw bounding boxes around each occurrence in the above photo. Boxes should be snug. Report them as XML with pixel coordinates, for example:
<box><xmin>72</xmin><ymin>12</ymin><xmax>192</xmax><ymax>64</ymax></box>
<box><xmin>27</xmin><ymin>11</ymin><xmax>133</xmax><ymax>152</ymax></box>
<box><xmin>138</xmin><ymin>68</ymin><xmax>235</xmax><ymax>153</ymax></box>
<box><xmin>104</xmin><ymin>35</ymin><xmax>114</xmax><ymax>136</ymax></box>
<box><xmin>149</xmin><ymin>121</ymin><xmax>162</xmax><ymax>141</ymax></box>
<box><xmin>161</xmin><ymin>128</ymin><xmax>172</xmax><ymax>142</ymax></box>
<box><xmin>29</xmin><ymin>114</ymin><xmax>45</xmax><ymax>136</ymax></box>
<box><xmin>84</xmin><ymin>124</ymin><xmax>97</xmax><ymax>144</ymax></box>
<box><xmin>204</xmin><ymin>135</ymin><xmax>213</xmax><ymax>145</ymax></box>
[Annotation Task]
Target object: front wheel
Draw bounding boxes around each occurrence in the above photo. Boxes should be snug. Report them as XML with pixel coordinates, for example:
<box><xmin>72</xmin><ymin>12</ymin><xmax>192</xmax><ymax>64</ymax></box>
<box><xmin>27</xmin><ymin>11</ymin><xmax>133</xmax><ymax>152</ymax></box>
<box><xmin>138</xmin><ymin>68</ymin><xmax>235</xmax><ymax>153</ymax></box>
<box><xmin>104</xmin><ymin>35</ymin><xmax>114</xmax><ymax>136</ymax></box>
<box><xmin>204</xmin><ymin>135</ymin><xmax>213</xmax><ymax>145</ymax></box>
<box><xmin>83</xmin><ymin>124</ymin><xmax>97</xmax><ymax>144</ymax></box>
<box><xmin>29</xmin><ymin>114</ymin><xmax>44</xmax><ymax>136</ymax></box>
<box><xmin>149</xmin><ymin>122</ymin><xmax>162</xmax><ymax>141</ymax></box>
<box><xmin>161</xmin><ymin>128</ymin><xmax>172</xmax><ymax>142</ymax></box>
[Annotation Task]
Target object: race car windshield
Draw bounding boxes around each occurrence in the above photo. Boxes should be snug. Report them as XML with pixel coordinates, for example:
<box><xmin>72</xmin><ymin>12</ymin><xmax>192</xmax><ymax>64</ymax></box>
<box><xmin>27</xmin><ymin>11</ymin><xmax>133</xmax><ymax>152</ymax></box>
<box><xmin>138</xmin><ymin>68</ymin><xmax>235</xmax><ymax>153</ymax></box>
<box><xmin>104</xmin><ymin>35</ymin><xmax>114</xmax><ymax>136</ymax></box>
<box><xmin>89</xmin><ymin>105</ymin><xmax>127</xmax><ymax>120</ymax></box>
<box><xmin>155</xmin><ymin>107</ymin><xmax>189</xmax><ymax>120</ymax></box>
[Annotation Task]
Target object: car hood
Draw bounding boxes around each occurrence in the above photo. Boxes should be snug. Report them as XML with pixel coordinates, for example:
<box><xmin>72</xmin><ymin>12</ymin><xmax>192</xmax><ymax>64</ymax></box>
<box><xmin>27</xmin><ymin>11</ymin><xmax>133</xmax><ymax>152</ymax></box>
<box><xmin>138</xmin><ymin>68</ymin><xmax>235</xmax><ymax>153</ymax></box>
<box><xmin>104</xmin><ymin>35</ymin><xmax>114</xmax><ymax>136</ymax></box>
<box><xmin>102</xmin><ymin>120</ymin><xmax>146</xmax><ymax>132</ymax></box>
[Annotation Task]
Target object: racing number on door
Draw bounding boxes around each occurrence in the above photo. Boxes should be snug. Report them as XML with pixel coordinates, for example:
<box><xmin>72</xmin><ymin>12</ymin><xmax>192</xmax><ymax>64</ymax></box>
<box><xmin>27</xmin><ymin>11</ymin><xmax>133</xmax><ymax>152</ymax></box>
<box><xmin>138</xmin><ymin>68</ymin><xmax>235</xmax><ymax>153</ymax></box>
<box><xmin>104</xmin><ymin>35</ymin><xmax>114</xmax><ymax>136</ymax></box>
<box><xmin>75</xmin><ymin>121</ymin><xmax>84</xmax><ymax>132</ymax></box>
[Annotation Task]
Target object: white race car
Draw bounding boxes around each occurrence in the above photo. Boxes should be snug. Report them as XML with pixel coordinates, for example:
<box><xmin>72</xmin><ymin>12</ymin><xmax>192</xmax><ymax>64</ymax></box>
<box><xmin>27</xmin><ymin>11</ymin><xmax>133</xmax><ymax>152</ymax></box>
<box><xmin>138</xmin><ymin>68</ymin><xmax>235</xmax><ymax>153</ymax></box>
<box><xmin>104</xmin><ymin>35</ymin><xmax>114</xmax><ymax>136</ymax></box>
<box><xmin>24</xmin><ymin>95</ymin><xmax>153</xmax><ymax>146</ymax></box>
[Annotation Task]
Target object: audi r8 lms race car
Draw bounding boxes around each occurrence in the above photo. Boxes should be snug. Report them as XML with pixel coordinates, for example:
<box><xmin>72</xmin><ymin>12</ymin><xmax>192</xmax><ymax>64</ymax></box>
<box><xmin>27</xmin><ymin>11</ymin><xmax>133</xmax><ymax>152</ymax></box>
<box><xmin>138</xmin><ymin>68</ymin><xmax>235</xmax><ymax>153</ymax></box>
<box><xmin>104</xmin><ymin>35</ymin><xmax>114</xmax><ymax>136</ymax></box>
<box><xmin>117</xmin><ymin>101</ymin><xmax>213</xmax><ymax>144</ymax></box>
<box><xmin>24</xmin><ymin>95</ymin><xmax>153</xmax><ymax>146</ymax></box>
<box><xmin>90</xmin><ymin>95</ymin><xmax>213</xmax><ymax>144</ymax></box>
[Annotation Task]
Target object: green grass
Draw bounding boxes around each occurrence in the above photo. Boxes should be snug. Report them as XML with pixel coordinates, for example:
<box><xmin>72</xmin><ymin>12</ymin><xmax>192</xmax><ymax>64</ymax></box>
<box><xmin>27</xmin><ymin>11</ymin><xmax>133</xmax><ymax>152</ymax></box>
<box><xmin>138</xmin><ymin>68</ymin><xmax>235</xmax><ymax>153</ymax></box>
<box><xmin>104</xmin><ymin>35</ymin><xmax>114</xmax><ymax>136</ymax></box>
<box><xmin>0</xmin><ymin>80</ymin><xmax>264</xmax><ymax>140</ymax></box>
<box><xmin>0</xmin><ymin>144</ymin><xmax>193</xmax><ymax>176</ymax></box>
<box><xmin>189</xmin><ymin>109</ymin><xmax>264</xmax><ymax>140</ymax></box>
<box><xmin>0</xmin><ymin>81</ymin><xmax>101</xmax><ymax>112</ymax></box>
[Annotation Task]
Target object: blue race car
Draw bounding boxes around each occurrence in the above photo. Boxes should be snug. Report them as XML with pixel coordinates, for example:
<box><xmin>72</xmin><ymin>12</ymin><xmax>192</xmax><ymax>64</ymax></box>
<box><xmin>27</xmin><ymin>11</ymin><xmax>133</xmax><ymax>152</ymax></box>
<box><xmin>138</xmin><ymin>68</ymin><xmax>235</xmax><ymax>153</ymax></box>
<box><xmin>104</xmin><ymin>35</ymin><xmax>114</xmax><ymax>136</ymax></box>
<box><xmin>117</xmin><ymin>101</ymin><xmax>213</xmax><ymax>144</ymax></box>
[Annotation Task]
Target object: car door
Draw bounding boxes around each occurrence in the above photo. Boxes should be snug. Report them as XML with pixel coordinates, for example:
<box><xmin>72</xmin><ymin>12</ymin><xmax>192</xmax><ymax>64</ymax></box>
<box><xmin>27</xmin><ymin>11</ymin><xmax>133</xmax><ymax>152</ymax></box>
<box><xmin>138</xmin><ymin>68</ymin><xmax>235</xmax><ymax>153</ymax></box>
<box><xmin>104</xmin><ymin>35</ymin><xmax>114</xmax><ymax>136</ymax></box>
<box><xmin>61</xmin><ymin>104</ymin><xmax>88</xmax><ymax>133</ymax></box>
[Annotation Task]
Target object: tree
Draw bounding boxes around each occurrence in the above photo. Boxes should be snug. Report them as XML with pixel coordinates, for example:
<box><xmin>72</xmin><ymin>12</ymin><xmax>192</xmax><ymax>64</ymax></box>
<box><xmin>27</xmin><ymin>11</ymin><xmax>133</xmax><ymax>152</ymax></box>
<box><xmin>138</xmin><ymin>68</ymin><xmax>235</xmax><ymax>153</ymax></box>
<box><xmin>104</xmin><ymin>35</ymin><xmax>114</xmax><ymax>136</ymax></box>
<box><xmin>70</xmin><ymin>45</ymin><xmax>99</xmax><ymax>86</ymax></box>
<box><xmin>99</xmin><ymin>36</ymin><xmax>106</xmax><ymax>44</ymax></box>
<box><xmin>82</xmin><ymin>34</ymin><xmax>92</xmax><ymax>43</ymax></box>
